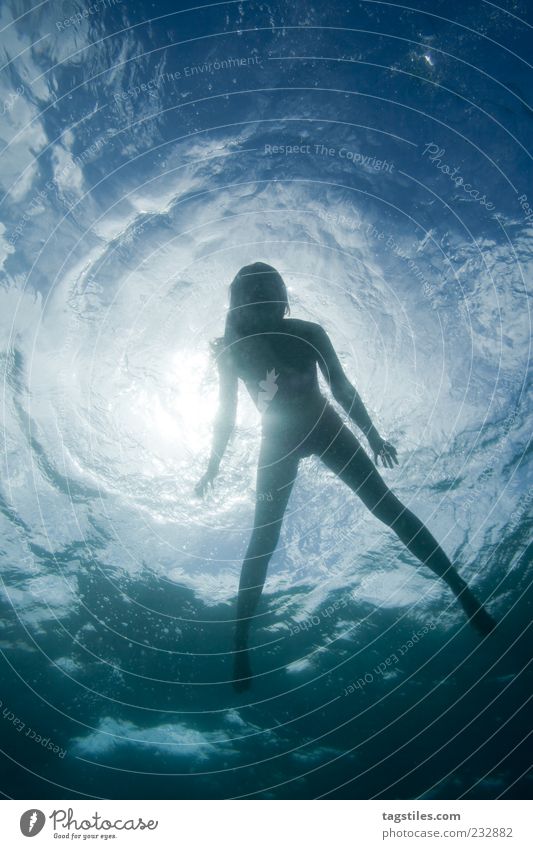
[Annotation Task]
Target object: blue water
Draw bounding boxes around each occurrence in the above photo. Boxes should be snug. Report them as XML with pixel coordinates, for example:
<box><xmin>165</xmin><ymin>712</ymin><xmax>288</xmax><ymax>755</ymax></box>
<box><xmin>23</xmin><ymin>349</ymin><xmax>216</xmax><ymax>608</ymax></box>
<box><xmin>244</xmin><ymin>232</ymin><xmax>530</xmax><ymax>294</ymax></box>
<box><xmin>0</xmin><ymin>0</ymin><xmax>531</xmax><ymax>799</ymax></box>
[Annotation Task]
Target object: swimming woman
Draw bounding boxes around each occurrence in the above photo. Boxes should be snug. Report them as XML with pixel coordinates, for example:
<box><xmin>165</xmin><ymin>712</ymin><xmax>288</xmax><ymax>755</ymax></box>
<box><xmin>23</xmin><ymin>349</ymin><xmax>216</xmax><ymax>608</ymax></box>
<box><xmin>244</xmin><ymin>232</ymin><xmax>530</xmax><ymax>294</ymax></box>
<box><xmin>195</xmin><ymin>263</ymin><xmax>496</xmax><ymax>692</ymax></box>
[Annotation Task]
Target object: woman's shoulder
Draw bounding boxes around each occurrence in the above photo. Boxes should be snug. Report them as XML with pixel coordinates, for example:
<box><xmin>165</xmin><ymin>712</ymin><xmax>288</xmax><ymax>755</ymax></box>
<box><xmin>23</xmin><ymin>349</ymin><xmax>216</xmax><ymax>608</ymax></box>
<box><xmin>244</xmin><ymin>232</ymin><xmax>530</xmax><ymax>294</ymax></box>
<box><xmin>210</xmin><ymin>336</ymin><xmax>235</xmax><ymax>370</ymax></box>
<box><xmin>210</xmin><ymin>336</ymin><xmax>227</xmax><ymax>355</ymax></box>
<box><xmin>282</xmin><ymin>318</ymin><xmax>324</xmax><ymax>339</ymax></box>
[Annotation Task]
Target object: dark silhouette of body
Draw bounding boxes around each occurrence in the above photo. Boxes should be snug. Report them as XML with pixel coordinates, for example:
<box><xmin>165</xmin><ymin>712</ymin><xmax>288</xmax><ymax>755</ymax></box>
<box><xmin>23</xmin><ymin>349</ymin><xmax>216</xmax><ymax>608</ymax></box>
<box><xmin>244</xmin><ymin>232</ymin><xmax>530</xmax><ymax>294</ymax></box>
<box><xmin>196</xmin><ymin>263</ymin><xmax>496</xmax><ymax>691</ymax></box>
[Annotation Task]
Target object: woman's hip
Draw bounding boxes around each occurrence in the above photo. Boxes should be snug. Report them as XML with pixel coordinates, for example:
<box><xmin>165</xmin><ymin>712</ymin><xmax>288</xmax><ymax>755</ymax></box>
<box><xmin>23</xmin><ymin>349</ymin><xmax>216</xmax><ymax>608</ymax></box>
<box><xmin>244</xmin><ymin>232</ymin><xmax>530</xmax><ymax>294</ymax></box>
<box><xmin>260</xmin><ymin>402</ymin><xmax>364</xmax><ymax>461</ymax></box>
<box><xmin>301</xmin><ymin>404</ymin><xmax>368</xmax><ymax>459</ymax></box>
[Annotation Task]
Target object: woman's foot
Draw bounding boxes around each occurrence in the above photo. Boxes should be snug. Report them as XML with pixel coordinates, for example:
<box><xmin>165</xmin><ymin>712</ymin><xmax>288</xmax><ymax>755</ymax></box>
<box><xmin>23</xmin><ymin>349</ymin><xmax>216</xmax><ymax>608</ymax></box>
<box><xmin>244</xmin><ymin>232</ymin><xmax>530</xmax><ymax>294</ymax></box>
<box><xmin>455</xmin><ymin>585</ymin><xmax>497</xmax><ymax>636</ymax></box>
<box><xmin>232</xmin><ymin>647</ymin><xmax>253</xmax><ymax>692</ymax></box>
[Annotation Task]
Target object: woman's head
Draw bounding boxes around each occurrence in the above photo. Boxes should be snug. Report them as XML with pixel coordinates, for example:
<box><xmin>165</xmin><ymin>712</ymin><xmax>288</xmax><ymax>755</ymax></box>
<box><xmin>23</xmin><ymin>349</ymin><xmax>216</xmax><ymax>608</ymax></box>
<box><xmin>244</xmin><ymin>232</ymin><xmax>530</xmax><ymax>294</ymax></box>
<box><xmin>226</xmin><ymin>262</ymin><xmax>289</xmax><ymax>336</ymax></box>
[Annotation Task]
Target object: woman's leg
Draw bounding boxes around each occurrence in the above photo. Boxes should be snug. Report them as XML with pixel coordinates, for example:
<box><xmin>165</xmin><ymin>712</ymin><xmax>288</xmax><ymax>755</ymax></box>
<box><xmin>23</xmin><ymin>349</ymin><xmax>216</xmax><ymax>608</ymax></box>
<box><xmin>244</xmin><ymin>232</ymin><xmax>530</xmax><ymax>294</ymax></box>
<box><xmin>233</xmin><ymin>439</ymin><xmax>300</xmax><ymax>690</ymax></box>
<box><xmin>316</xmin><ymin>420</ymin><xmax>496</xmax><ymax>634</ymax></box>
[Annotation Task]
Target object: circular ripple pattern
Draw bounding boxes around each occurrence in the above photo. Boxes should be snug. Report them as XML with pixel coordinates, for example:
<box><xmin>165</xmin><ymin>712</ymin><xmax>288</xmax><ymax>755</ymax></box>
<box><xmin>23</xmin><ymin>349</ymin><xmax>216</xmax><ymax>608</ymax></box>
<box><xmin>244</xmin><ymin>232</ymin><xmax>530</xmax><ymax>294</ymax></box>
<box><xmin>0</xmin><ymin>0</ymin><xmax>531</xmax><ymax>800</ymax></box>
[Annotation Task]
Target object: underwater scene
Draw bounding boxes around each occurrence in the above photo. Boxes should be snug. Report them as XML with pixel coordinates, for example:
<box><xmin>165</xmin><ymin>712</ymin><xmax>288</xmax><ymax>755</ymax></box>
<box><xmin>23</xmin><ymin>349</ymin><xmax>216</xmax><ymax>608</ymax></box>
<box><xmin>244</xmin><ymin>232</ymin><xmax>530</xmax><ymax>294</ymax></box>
<box><xmin>0</xmin><ymin>0</ymin><xmax>531</xmax><ymax>799</ymax></box>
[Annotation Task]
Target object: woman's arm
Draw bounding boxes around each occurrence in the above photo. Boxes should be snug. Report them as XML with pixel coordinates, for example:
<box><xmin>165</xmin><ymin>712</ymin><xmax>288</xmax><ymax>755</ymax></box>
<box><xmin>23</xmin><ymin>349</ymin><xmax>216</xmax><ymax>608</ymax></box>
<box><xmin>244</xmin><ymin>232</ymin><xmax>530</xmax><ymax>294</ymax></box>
<box><xmin>210</xmin><ymin>352</ymin><xmax>238</xmax><ymax>469</ymax></box>
<box><xmin>311</xmin><ymin>323</ymin><xmax>398</xmax><ymax>468</ymax></box>
<box><xmin>195</xmin><ymin>348</ymin><xmax>238</xmax><ymax>495</ymax></box>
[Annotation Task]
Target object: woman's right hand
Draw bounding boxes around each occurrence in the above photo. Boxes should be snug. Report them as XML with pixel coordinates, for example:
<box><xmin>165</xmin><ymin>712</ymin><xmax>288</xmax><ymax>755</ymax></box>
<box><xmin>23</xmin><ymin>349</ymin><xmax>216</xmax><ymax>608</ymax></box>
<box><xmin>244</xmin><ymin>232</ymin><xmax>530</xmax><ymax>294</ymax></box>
<box><xmin>368</xmin><ymin>434</ymin><xmax>399</xmax><ymax>468</ymax></box>
<box><xmin>194</xmin><ymin>461</ymin><xmax>219</xmax><ymax>497</ymax></box>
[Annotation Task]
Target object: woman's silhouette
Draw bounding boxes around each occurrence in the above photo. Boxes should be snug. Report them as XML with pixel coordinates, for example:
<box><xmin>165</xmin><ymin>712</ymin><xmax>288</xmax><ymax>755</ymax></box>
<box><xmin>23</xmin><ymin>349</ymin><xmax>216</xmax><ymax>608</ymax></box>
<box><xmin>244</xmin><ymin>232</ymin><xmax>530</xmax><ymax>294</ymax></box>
<box><xmin>196</xmin><ymin>263</ymin><xmax>496</xmax><ymax>691</ymax></box>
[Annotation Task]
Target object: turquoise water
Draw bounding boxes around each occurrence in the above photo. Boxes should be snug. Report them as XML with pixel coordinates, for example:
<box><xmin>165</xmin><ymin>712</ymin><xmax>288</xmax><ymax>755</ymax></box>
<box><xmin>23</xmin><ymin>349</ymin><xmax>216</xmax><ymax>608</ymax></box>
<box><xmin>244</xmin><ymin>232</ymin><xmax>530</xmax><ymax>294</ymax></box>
<box><xmin>0</xmin><ymin>0</ymin><xmax>531</xmax><ymax>799</ymax></box>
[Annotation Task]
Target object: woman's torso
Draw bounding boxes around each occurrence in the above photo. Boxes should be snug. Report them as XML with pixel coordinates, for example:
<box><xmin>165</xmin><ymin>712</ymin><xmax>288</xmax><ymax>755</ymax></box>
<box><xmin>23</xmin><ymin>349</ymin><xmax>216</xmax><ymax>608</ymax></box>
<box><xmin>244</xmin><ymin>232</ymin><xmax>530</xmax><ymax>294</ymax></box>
<box><xmin>229</xmin><ymin>318</ymin><xmax>330</xmax><ymax>444</ymax></box>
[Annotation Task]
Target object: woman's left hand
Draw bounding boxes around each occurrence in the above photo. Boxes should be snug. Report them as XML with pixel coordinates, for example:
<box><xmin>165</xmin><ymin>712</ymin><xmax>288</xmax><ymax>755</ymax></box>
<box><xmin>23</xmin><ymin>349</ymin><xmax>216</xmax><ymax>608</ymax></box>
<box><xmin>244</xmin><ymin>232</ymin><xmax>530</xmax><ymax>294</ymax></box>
<box><xmin>194</xmin><ymin>463</ymin><xmax>219</xmax><ymax>497</ymax></box>
<box><xmin>370</xmin><ymin>436</ymin><xmax>399</xmax><ymax>468</ymax></box>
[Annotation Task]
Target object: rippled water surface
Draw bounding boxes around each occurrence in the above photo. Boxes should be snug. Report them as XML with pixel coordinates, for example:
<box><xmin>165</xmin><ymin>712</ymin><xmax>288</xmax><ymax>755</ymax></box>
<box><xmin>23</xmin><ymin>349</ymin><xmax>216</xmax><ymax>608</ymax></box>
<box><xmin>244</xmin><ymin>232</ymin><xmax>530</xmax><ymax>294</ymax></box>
<box><xmin>0</xmin><ymin>0</ymin><xmax>531</xmax><ymax>799</ymax></box>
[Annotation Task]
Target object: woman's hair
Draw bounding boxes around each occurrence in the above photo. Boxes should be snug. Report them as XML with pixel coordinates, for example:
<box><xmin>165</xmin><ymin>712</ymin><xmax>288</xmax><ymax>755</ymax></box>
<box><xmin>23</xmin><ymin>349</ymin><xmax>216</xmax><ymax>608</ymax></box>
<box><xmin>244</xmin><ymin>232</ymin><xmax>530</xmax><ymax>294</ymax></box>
<box><xmin>211</xmin><ymin>262</ymin><xmax>289</xmax><ymax>360</ymax></box>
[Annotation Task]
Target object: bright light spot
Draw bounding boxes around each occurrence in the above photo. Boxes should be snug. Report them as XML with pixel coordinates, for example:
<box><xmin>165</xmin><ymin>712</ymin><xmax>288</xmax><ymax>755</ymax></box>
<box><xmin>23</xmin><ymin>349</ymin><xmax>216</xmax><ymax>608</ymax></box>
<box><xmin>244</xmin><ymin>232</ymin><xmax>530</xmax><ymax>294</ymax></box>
<box><xmin>168</xmin><ymin>349</ymin><xmax>216</xmax><ymax>452</ymax></box>
<box><xmin>147</xmin><ymin>395</ymin><xmax>181</xmax><ymax>440</ymax></box>
<box><xmin>118</xmin><ymin>349</ymin><xmax>217</xmax><ymax>462</ymax></box>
